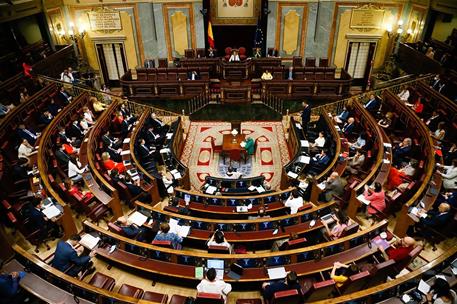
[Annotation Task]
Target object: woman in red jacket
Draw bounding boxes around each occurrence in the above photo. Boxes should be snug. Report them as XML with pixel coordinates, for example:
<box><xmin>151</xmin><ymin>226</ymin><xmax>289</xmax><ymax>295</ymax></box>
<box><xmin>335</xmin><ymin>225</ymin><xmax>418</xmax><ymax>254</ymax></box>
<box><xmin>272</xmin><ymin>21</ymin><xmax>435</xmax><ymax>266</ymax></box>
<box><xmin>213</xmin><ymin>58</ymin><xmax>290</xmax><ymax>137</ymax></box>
<box><xmin>102</xmin><ymin>152</ymin><xmax>126</xmax><ymax>173</ymax></box>
<box><xmin>364</xmin><ymin>182</ymin><xmax>386</xmax><ymax>222</ymax></box>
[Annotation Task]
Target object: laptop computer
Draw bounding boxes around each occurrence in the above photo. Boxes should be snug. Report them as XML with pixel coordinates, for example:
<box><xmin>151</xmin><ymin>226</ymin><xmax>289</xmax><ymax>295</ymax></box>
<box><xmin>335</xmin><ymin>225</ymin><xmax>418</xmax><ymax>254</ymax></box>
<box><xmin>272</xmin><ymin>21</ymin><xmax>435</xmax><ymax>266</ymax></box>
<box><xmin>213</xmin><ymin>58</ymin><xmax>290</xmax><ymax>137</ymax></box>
<box><xmin>320</xmin><ymin>213</ymin><xmax>334</xmax><ymax>224</ymax></box>
<box><xmin>207</xmin><ymin>259</ymin><xmax>224</xmax><ymax>279</ymax></box>
<box><xmin>227</xmin><ymin>263</ymin><xmax>244</xmax><ymax>280</ymax></box>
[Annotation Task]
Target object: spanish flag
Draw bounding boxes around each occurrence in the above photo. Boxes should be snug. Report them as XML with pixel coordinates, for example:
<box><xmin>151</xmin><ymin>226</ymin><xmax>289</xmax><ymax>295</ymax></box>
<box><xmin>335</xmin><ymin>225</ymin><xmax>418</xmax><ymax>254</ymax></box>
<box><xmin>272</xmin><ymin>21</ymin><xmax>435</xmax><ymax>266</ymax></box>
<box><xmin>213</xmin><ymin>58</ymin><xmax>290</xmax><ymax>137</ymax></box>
<box><xmin>208</xmin><ymin>20</ymin><xmax>215</xmax><ymax>49</ymax></box>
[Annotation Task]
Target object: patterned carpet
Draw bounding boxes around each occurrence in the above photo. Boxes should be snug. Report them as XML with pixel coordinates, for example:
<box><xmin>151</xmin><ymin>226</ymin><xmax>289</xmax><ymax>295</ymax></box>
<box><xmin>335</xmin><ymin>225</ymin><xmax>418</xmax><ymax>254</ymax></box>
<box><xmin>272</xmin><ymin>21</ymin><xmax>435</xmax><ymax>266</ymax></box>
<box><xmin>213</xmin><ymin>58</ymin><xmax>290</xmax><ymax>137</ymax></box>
<box><xmin>180</xmin><ymin>121</ymin><xmax>290</xmax><ymax>190</ymax></box>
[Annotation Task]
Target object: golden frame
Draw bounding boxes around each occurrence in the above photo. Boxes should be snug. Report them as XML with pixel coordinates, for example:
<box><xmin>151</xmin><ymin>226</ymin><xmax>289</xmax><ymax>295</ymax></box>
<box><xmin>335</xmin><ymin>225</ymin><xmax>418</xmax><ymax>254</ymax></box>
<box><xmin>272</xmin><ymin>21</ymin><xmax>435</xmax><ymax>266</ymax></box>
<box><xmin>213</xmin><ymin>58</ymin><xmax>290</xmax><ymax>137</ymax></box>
<box><xmin>210</xmin><ymin>0</ymin><xmax>261</xmax><ymax>25</ymax></box>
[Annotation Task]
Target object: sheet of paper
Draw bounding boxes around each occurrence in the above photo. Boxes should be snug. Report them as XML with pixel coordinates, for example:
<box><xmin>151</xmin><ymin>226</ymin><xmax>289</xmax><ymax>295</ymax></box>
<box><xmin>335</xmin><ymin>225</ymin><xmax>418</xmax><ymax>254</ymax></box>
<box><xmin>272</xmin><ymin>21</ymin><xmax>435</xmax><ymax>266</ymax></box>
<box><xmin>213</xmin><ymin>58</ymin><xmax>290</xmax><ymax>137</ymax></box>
<box><xmin>247</xmin><ymin>203</ymin><xmax>253</xmax><ymax>210</ymax></box>
<box><xmin>121</xmin><ymin>150</ymin><xmax>130</xmax><ymax>155</ymax></box>
<box><xmin>317</xmin><ymin>182</ymin><xmax>326</xmax><ymax>190</ymax></box>
<box><xmin>172</xmin><ymin>171</ymin><xmax>182</xmax><ymax>179</ymax></box>
<box><xmin>401</xmin><ymin>294</ymin><xmax>411</xmax><ymax>303</ymax></box>
<box><xmin>418</xmin><ymin>279</ymin><xmax>431</xmax><ymax>294</ymax></box>
<box><xmin>357</xmin><ymin>194</ymin><xmax>371</xmax><ymax>205</ymax></box>
<box><xmin>299</xmin><ymin>181</ymin><xmax>309</xmax><ymax>190</ymax></box>
<box><xmin>383</xmin><ymin>143</ymin><xmax>392</xmax><ymax>148</ymax></box>
<box><xmin>169</xmin><ymin>218</ymin><xmax>190</xmax><ymax>237</ymax></box>
<box><xmin>383</xmin><ymin>159</ymin><xmax>391</xmax><ymax>164</ymax></box>
<box><xmin>160</xmin><ymin>148</ymin><xmax>171</xmax><ymax>154</ymax></box>
<box><xmin>298</xmin><ymin>155</ymin><xmax>311</xmax><ymax>164</ymax></box>
<box><xmin>42</xmin><ymin>205</ymin><xmax>61</xmax><ymax>219</ymax></box>
<box><xmin>295</xmin><ymin>123</ymin><xmax>302</xmax><ymax>129</ymax></box>
<box><xmin>256</xmin><ymin>186</ymin><xmax>265</xmax><ymax>193</ymax></box>
<box><xmin>240</xmin><ymin>141</ymin><xmax>246</xmax><ymax>148</ymax></box>
<box><xmin>248</xmin><ymin>185</ymin><xmax>256</xmax><ymax>191</ymax></box>
<box><xmin>206</xmin><ymin>185</ymin><xmax>217</xmax><ymax>194</ymax></box>
<box><xmin>287</xmin><ymin>171</ymin><xmax>298</xmax><ymax>179</ymax></box>
<box><xmin>236</xmin><ymin>206</ymin><xmax>248</xmax><ymax>213</ymax></box>
<box><xmin>123</xmin><ymin>138</ymin><xmax>130</xmax><ymax>144</ymax></box>
<box><xmin>195</xmin><ymin>267</ymin><xmax>204</xmax><ymax>279</ymax></box>
<box><xmin>128</xmin><ymin>211</ymin><xmax>148</xmax><ymax>226</ymax></box>
<box><xmin>267</xmin><ymin>267</ymin><xmax>287</xmax><ymax>280</ymax></box>
<box><xmin>300</xmin><ymin>140</ymin><xmax>309</xmax><ymax>147</ymax></box>
<box><xmin>372</xmin><ymin>237</ymin><xmax>389</xmax><ymax>250</ymax></box>
<box><xmin>170</xmin><ymin>169</ymin><xmax>178</xmax><ymax>174</ymax></box>
<box><xmin>166</xmin><ymin>133</ymin><xmax>173</xmax><ymax>139</ymax></box>
<box><xmin>79</xmin><ymin>234</ymin><xmax>100</xmax><ymax>250</ymax></box>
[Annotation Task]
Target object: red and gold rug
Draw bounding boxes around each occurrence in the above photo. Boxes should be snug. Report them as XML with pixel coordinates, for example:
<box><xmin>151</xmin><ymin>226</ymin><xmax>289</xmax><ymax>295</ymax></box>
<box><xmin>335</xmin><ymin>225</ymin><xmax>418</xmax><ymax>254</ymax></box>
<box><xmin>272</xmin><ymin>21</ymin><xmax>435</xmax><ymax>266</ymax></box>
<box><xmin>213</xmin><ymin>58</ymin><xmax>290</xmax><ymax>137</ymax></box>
<box><xmin>180</xmin><ymin>121</ymin><xmax>290</xmax><ymax>190</ymax></box>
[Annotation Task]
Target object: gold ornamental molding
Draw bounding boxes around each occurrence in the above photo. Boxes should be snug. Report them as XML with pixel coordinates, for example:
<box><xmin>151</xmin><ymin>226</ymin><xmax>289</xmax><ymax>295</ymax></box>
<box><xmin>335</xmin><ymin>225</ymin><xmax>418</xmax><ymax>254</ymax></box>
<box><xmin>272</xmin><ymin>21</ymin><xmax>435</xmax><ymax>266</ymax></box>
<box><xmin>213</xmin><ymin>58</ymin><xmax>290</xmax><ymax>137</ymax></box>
<box><xmin>87</xmin><ymin>7</ymin><xmax>122</xmax><ymax>34</ymax></box>
<box><xmin>350</xmin><ymin>4</ymin><xmax>385</xmax><ymax>31</ymax></box>
<box><xmin>282</xmin><ymin>10</ymin><xmax>300</xmax><ymax>55</ymax></box>
<box><xmin>171</xmin><ymin>11</ymin><xmax>189</xmax><ymax>56</ymax></box>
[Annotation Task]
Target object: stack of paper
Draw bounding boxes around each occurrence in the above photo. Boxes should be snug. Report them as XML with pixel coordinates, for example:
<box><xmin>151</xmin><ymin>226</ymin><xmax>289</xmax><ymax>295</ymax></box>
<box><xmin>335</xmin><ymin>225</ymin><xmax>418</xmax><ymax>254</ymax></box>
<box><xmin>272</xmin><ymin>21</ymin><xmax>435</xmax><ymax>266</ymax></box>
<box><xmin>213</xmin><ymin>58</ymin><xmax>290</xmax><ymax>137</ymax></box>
<box><xmin>42</xmin><ymin>205</ymin><xmax>61</xmax><ymax>219</ymax></box>
<box><xmin>295</xmin><ymin>123</ymin><xmax>302</xmax><ymax>129</ymax></box>
<box><xmin>79</xmin><ymin>234</ymin><xmax>101</xmax><ymax>250</ymax></box>
<box><xmin>298</xmin><ymin>155</ymin><xmax>310</xmax><ymax>164</ymax></box>
<box><xmin>169</xmin><ymin>218</ymin><xmax>191</xmax><ymax>237</ymax></box>
<box><xmin>383</xmin><ymin>159</ymin><xmax>391</xmax><ymax>164</ymax></box>
<box><xmin>357</xmin><ymin>194</ymin><xmax>371</xmax><ymax>205</ymax></box>
<box><xmin>128</xmin><ymin>211</ymin><xmax>148</xmax><ymax>226</ymax></box>
<box><xmin>267</xmin><ymin>267</ymin><xmax>287</xmax><ymax>280</ymax></box>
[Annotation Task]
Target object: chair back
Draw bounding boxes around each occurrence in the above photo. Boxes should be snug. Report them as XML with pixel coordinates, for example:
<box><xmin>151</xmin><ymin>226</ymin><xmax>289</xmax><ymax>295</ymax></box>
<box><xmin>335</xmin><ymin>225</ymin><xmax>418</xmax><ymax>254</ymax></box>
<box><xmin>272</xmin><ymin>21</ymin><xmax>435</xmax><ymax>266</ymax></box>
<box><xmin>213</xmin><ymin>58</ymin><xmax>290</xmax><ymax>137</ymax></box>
<box><xmin>305</xmin><ymin>279</ymin><xmax>336</xmax><ymax>302</ymax></box>
<box><xmin>340</xmin><ymin>222</ymin><xmax>359</xmax><ymax>237</ymax></box>
<box><xmin>341</xmin><ymin>270</ymin><xmax>371</xmax><ymax>294</ymax></box>
<box><xmin>286</xmin><ymin>237</ymin><xmax>307</xmax><ymax>250</ymax></box>
<box><xmin>151</xmin><ymin>240</ymin><xmax>173</xmax><ymax>248</ymax></box>
<box><xmin>196</xmin><ymin>292</ymin><xmax>224</xmax><ymax>304</ymax></box>
<box><xmin>108</xmin><ymin>222</ymin><xmax>124</xmax><ymax>235</ymax></box>
<box><xmin>272</xmin><ymin>289</ymin><xmax>302</xmax><ymax>304</ymax></box>
<box><xmin>208</xmin><ymin>245</ymin><xmax>230</xmax><ymax>253</ymax></box>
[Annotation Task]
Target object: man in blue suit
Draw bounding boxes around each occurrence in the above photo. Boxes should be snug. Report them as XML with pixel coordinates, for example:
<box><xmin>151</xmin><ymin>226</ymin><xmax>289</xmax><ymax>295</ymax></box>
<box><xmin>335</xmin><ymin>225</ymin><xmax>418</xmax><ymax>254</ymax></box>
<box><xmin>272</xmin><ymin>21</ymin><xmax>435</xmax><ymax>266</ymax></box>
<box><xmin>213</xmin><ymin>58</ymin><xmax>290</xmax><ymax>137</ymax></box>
<box><xmin>364</xmin><ymin>94</ymin><xmax>380</xmax><ymax>114</ymax></box>
<box><xmin>342</xmin><ymin>117</ymin><xmax>355</xmax><ymax>136</ymax></box>
<box><xmin>52</xmin><ymin>234</ymin><xmax>95</xmax><ymax>277</ymax></box>
<box><xmin>412</xmin><ymin>203</ymin><xmax>452</xmax><ymax>238</ymax></box>
<box><xmin>0</xmin><ymin>271</ymin><xmax>26</xmax><ymax>303</ymax></box>
<box><xmin>393</xmin><ymin>137</ymin><xmax>412</xmax><ymax>166</ymax></box>
<box><xmin>16</xmin><ymin>124</ymin><xmax>38</xmax><ymax>146</ymax></box>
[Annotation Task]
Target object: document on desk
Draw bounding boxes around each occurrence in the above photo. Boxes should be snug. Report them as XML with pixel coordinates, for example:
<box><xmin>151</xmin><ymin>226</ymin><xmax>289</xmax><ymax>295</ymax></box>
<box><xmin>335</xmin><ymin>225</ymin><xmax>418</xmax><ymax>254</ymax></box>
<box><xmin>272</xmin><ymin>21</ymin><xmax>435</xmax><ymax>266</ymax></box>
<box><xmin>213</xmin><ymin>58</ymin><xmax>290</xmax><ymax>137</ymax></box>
<box><xmin>128</xmin><ymin>211</ymin><xmax>148</xmax><ymax>227</ymax></box>
<box><xmin>300</xmin><ymin>140</ymin><xmax>309</xmax><ymax>147</ymax></box>
<box><xmin>166</xmin><ymin>133</ymin><xmax>173</xmax><ymax>139</ymax></box>
<box><xmin>295</xmin><ymin>123</ymin><xmax>302</xmax><ymax>129</ymax></box>
<box><xmin>123</xmin><ymin>138</ymin><xmax>130</xmax><ymax>144</ymax></box>
<box><xmin>169</xmin><ymin>218</ymin><xmax>191</xmax><ymax>238</ymax></box>
<box><xmin>236</xmin><ymin>206</ymin><xmax>248</xmax><ymax>213</ymax></box>
<box><xmin>205</xmin><ymin>185</ymin><xmax>217</xmax><ymax>194</ymax></box>
<box><xmin>160</xmin><ymin>148</ymin><xmax>171</xmax><ymax>154</ymax></box>
<box><xmin>298</xmin><ymin>155</ymin><xmax>311</xmax><ymax>164</ymax></box>
<box><xmin>248</xmin><ymin>185</ymin><xmax>256</xmax><ymax>191</ymax></box>
<box><xmin>410</xmin><ymin>207</ymin><xmax>427</xmax><ymax>218</ymax></box>
<box><xmin>256</xmin><ymin>186</ymin><xmax>265</xmax><ymax>193</ymax></box>
<box><xmin>42</xmin><ymin>205</ymin><xmax>61</xmax><ymax>219</ymax></box>
<box><xmin>317</xmin><ymin>182</ymin><xmax>326</xmax><ymax>190</ymax></box>
<box><xmin>121</xmin><ymin>150</ymin><xmax>130</xmax><ymax>155</ymax></box>
<box><xmin>267</xmin><ymin>267</ymin><xmax>287</xmax><ymax>280</ymax></box>
<box><xmin>287</xmin><ymin>171</ymin><xmax>298</xmax><ymax>179</ymax></box>
<box><xmin>357</xmin><ymin>194</ymin><xmax>371</xmax><ymax>205</ymax></box>
<box><xmin>383</xmin><ymin>143</ymin><xmax>392</xmax><ymax>148</ymax></box>
<box><xmin>172</xmin><ymin>171</ymin><xmax>182</xmax><ymax>179</ymax></box>
<box><xmin>418</xmin><ymin>279</ymin><xmax>431</xmax><ymax>294</ymax></box>
<box><xmin>79</xmin><ymin>234</ymin><xmax>101</xmax><ymax>250</ymax></box>
<box><xmin>195</xmin><ymin>267</ymin><xmax>204</xmax><ymax>279</ymax></box>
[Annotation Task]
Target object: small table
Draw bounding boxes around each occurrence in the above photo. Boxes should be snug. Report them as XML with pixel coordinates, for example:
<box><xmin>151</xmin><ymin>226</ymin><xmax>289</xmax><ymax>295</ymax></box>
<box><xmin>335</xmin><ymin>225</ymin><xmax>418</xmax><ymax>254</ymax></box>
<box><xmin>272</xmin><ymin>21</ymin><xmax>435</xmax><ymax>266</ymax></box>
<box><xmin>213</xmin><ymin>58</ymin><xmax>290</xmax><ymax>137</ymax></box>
<box><xmin>222</xmin><ymin>134</ymin><xmax>246</xmax><ymax>162</ymax></box>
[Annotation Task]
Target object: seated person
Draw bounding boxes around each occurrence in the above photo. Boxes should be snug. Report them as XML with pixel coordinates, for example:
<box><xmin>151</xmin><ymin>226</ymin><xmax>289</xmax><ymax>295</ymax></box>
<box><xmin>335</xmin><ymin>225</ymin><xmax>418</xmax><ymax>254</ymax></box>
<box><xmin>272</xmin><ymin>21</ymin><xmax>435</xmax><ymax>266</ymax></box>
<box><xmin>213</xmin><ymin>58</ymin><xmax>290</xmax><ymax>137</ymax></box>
<box><xmin>411</xmin><ymin>97</ymin><xmax>424</xmax><ymax>116</ymax></box>
<box><xmin>102</xmin><ymin>152</ymin><xmax>126</xmax><ymax>173</ymax></box>
<box><xmin>67</xmin><ymin>120</ymin><xmax>84</xmax><ymax>139</ymax></box>
<box><xmin>115</xmin><ymin>216</ymin><xmax>148</xmax><ymax>241</ymax></box>
<box><xmin>262</xmin><ymin>271</ymin><xmax>301</xmax><ymax>303</ymax></box>
<box><xmin>243</xmin><ymin>137</ymin><xmax>255</xmax><ymax>155</ymax></box>
<box><xmin>378</xmin><ymin>112</ymin><xmax>393</xmax><ymax>129</ymax></box>
<box><xmin>226</xmin><ymin>166</ymin><xmax>242</xmax><ymax>179</ymax></box>
<box><xmin>65</xmin><ymin>179</ymin><xmax>93</xmax><ymax>203</ymax></box>
<box><xmin>52</xmin><ymin>234</ymin><xmax>96</xmax><ymax>277</ymax></box>
<box><xmin>68</xmin><ymin>154</ymin><xmax>86</xmax><ymax>183</ymax></box>
<box><xmin>346</xmin><ymin>149</ymin><xmax>365</xmax><ymax>175</ymax></box>
<box><xmin>138</xmin><ymin>138</ymin><xmax>156</xmax><ymax>161</ymax></box>
<box><xmin>348</xmin><ymin>132</ymin><xmax>366</xmax><ymax>152</ymax></box>
<box><xmin>39</xmin><ymin>110</ymin><xmax>53</xmax><ymax>125</ymax></box>
<box><xmin>79</xmin><ymin>115</ymin><xmax>90</xmax><ymax>132</ymax></box>
<box><xmin>376</xmin><ymin>236</ymin><xmax>416</xmax><ymax>262</ymax></box>
<box><xmin>438</xmin><ymin>159</ymin><xmax>457</xmax><ymax>191</ymax></box>
<box><xmin>261</xmin><ymin>70</ymin><xmax>273</xmax><ymax>80</ymax></box>
<box><xmin>82</xmin><ymin>106</ymin><xmax>96</xmax><ymax>126</ymax></box>
<box><xmin>435</xmin><ymin>190</ymin><xmax>457</xmax><ymax>208</ymax></box>
<box><xmin>386</xmin><ymin>160</ymin><xmax>417</xmax><ymax>191</ymax></box>
<box><xmin>145</xmin><ymin>126</ymin><xmax>163</xmax><ymax>146</ymax></box>
<box><xmin>17</xmin><ymin>139</ymin><xmax>36</xmax><ymax>164</ymax></box>
<box><xmin>162</xmin><ymin>171</ymin><xmax>175</xmax><ymax>195</ymax></box>
<box><xmin>342</xmin><ymin>117</ymin><xmax>356</xmax><ymax>136</ymax></box>
<box><xmin>426</xmin><ymin>278</ymin><xmax>457</xmax><ymax>304</ymax></box>
<box><xmin>0</xmin><ymin>271</ymin><xmax>26</xmax><ymax>302</ymax></box>
<box><xmin>393</xmin><ymin>137</ymin><xmax>412</xmax><ymax>166</ymax></box>
<box><xmin>0</xmin><ymin>103</ymin><xmax>12</xmax><ymax>117</ymax></box>
<box><xmin>334</xmin><ymin>105</ymin><xmax>350</xmax><ymax>124</ymax></box>
<box><xmin>91</xmin><ymin>96</ymin><xmax>108</xmax><ymax>114</ymax></box>
<box><xmin>153</xmin><ymin>223</ymin><xmax>183</xmax><ymax>249</ymax></box>
<box><xmin>17</xmin><ymin>124</ymin><xmax>39</xmax><ymax>146</ymax></box>
<box><xmin>322</xmin><ymin>210</ymin><xmax>354</xmax><ymax>240</ymax></box>
<box><xmin>413</xmin><ymin>203</ymin><xmax>452</xmax><ymax>238</ymax></box>
<box><xmin>272</xmin><ymin>232</ymin><xmax>299</xmax><ymax>251</ymax></box>
<box><xmin>425</xmin><ymin>111</ymin><xmax>441</xmax><ymax>131</ymax></box>
<box><xmin>207</xmin><ymin>230</ymin><xmax>232</xmax><ymax>253</ymax></box>
<box><xmin>102</xmin><ymin>130</ymin><xmax>122</xmax><ymax>150</ymax></box>
<box><xmin>330</xmin><ymin>262</ymin><xmax>359</xmax><ymax>287</ymax></box>
<box><xmin>110</xmin><ymin>169</ymin><xmax>151</xmax><ymax>203</ymax></box>
<box><xmin>28</xmin><ymin>197</ymin><xmax>61</xmax><ymax>239</ymax></box>
<box><xmin>310</xmin><ymin>131</ymin><xmax>326</xmax><ymax>152</ymax></box>
<box><xmin>321</xmin><ymin>172</ymin><xmax>346</xmax><ymax>202</ymax></box>
<box><xmin>397</xmin><ymin>86</ymin><xmax>410</xmax><ymax>101</ymax></box>
<box><xmin>147</xmin><ymin>112</ymin><xmax>166</xmax><ymax>134</ymax></box>
<box><xmin>284</xmin><ymin>190</ymin><xmax>304</xmax><ymax>214</ymax></box>
<box><xmin>55</xmin><ymin>144</ymin><xmax>71</xmax><ymax>166</ymax></box>
<box><xmin>364</xmin><ymin>182</ymin><xmax>386</xmax><ymax>221</ymax></box>
<box><xmin>229</xmin><ymin>50</ymin><xmax>240</xmax><ymax>62</ymax></box>
<box><xmin>431</xmin><ymin>121</ymin><xmax>446</xmax><ymax>142</ymax></box>
<box><xmin>309</xmin><ymin>149</ymin><xmax>330</xmax><ymax>173</ymax></box>
<box><xmin>364</xmin><ymin>94</ymin><xmax>380</xmax><ymax>114</ymax></box>
<box><xmin>197</xmin><ymin>268</ymin><xmax>232</xmax><ymax>303</ymax></box>
<box><xmin>47</xmin><ymin>98</ymin><xmax>62</xmax><ymax>116</ymax></box>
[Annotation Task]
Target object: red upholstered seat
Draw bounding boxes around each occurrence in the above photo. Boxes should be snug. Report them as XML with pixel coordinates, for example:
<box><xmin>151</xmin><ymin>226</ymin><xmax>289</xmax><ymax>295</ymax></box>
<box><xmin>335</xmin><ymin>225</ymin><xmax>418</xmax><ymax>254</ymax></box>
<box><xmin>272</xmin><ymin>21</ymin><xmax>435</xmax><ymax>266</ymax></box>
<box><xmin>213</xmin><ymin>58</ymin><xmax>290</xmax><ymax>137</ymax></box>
<box><xmin>208</xmin><ymin>245</ymin><xmax>230</xmax><ymax>253</ymax></box>
<box><xmin>196</xmin><ymin>292</ymin><xmax>224</xmax><ymax>304</ymax></box>
<box><xmin>118</xmin><ymin>283</ymin><xmax>144</xmax><ymax>299</ymax></box>
<box><xmin>272</xmin><ymin>289</ymin><xmax>302</xmax><ymax>304</ymax></box>
<box><xmin>170</xmin><ymin>294</ymin><xmax>189</xmax><ymax>304</ymax></box>
<box><xmin>236</xmin><ymin>299</ymin><xmax>263</xmax><ymax>304</ymax></box>
<box><xmin>89</xmin><ymin>272</ymin><xmax>115</xmax><ymax>291</ymax></box>
<box><xmin>142</xmin><ymin>291</ymin><xmax>168</xmax><ymax>303</ymax></box>
<box><xmin>151</xmin><ymin>240</ymin><xmax>173</xmax><ymax>248</ymax></box>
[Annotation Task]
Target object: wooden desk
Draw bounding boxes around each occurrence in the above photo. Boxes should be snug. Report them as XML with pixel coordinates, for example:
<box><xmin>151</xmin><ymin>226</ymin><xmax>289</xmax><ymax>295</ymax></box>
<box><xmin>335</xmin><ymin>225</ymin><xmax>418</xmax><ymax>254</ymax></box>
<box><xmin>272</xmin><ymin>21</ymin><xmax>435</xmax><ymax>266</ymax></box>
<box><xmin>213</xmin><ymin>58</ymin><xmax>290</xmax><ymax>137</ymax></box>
<box><xmin>222</xmin><ymin>134</ymin><xmax>246</xmax><ymax>162</ymax></box>
<box><xmin>220</xmin><ymin>80</ymin><xmax>252</xmax><ymax>103</ymax></box>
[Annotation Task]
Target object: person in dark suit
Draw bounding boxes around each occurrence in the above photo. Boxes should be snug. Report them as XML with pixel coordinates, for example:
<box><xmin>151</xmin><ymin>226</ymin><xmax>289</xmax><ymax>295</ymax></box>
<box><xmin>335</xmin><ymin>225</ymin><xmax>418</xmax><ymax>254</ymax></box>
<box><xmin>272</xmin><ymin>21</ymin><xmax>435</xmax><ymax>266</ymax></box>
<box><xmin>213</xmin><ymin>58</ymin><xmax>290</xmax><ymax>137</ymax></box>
<box><xmin>301</xmin><ymin>102</ymin><xmax>311</xmax><ymax>133</ymax></box>
<box><xmin>115</xmin><ymin>216</ymin><xmax>149</xmax><ymax>241</ymax></box>
<box><xmin>57</xmin><ymin>86</ymin><xmax>72</xmax><ymax>104</ymax></box>
<box><xmin>342</xmin><ymin>117</ymin><xmax>355</xmax><ymax>136</ymax></box>
<box><xmin>47</xmin><ymin>98</ymin><xmax>62</xmax><ymax>116</ymax></box>
<box><xmin>102</xmin><ymin>130</ymin><xmax>122</xmax><ymax>150</ymax></box>
<box><xmin>0</xmin><ymin>271</ymin><xmax>26</xmax><ymax>303</ymax></box>
<box><xmin>309</xmin><ymin>150</ymin><xmax>330</xmax><ymax>175</ymax></box>
<box><xmin>262</xmin><ymin>271</ymin><xmax>302</xmax><ymax>302</ymax></box>
<box><xmin>147</xmin><ymin>112</ymin><xmax>166</xmax><ymax>134</ymax></box>
<box><xmin>16</xmin><ymin>124</ymin><xmax>38</xmax><ymax>146</ymax></box>
<box><xmin>145</xmin><ymin>126</ymin><xmax>163</xmax><ymax>146</ymax></box>
<box><xmin>425</xmin><ymin>111</ymin><xmax>441</xmax><ymax>132</ymax></box>
<box><xmin>138</xmin><ymin>138</ymin><xmax>156</xmax><ymax>161</ymax></box>
<box><xmin>393</xmin><ymin>137</ymin><xmax>412</xmax><ymax>166</ymax></box>
<box><xmin>38</xmin><ymin>110</ymin><xmax>53</xmax><ymax>125</ymax></box>
<box><xmin>321</xmin><ymin>172</ymin><xmax>347</xmax><ymax>202</ymax></box>
<box><xmin>411</xmin><ymin>203</ymin><xmax>452</xmax><ymax>238</ymax></box>
<box><xmin>55</xmin><ymin>144</ymin><xmax>71</xmax><ymax>166</ymax></box>
<box><xmin>67</xmin><ymin>120</ymin><xmax>84</xmax><ymax>139</ymax></box>
<box><xmin>52</xmin><ymin>234</ymin><xmax>95</xmax><ymax>277</ymax></box>
<box><xmin>364</xmin><ymin>94</ymin><xmax>380</xmax><ymax>114</ymax></box>
<box><xmin>28</xmin><ymin>198</ymin><xmax>60</xmax><ymax>238</ymax></box>
<box><xmin>435</xmin><ymin>191</ymin><xmax>457</xmax><ymax>208</ymax></box>
<box><xmin>187</xmin><ymin>70</ymin><xmax>200</xmax><ymax>80</ymax></box>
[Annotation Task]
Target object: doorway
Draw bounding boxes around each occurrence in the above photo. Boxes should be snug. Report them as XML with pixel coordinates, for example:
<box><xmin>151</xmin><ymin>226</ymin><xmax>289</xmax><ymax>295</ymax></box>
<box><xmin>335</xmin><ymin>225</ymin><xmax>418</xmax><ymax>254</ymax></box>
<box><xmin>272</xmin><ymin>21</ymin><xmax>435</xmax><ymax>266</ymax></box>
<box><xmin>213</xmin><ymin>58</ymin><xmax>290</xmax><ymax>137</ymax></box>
<box><xmin>344</xmin><ymin>41</ymin><xmax>376</xmax><ymax>89</ymax></box>
<box><xmin>95</xmin><ymin>43</ymin><xmax>127</xmax><ymax>87</ymax></box>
